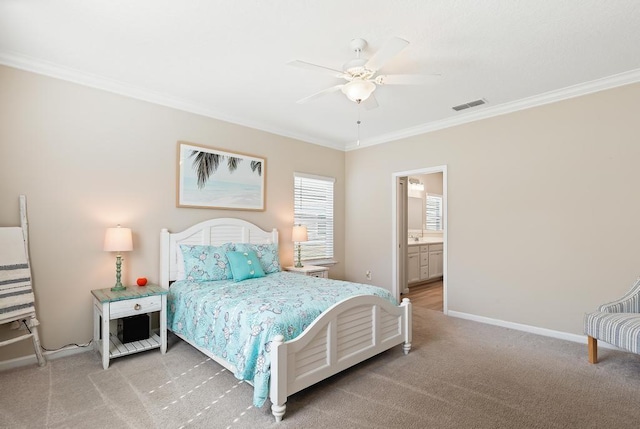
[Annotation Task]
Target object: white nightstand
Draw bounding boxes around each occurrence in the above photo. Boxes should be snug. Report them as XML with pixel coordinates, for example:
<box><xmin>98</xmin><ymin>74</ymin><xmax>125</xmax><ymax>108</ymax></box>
<box><xmin>91</xmin><ymin>284</ymin><xmax>167</xmax><ymax>369</ymax></box>
<box><xmin>285</xmin><ymin>265</ymin><xmax>329</xmax><ymax>278</ymax></box>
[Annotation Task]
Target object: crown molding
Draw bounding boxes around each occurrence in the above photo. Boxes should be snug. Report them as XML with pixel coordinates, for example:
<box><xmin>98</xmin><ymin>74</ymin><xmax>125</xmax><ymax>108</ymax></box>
<box><xmin>0</xmin><ymin>51</ymin><xmax>344</xmax><ymax>151</ymax></box>
<box><xmin>2</xmin><ymin>50</ymin><xmax>639</xmax><ymax>153</ymax></box>
<box><xmin>346</xmin><ymin>68</ymin><xmax>640</xmax><ymax>151</ymax></box>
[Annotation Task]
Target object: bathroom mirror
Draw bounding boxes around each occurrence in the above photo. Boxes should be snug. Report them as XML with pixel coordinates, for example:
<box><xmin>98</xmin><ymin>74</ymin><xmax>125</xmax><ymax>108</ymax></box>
<box><xmin>408</xmin><ymin>197</ymin><xmax>423</xmax><ymax>230</ymax></box>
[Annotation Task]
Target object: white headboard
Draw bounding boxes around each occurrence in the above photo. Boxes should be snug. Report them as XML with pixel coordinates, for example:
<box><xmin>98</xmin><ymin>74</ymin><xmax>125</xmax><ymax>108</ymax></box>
<box><xmin>160</xmin><ymin>218</ymin><xmax>279</xmax><ymax>288</ymax></box>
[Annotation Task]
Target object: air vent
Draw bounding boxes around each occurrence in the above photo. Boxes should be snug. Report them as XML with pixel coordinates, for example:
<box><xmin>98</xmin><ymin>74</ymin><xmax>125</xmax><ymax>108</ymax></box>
<box><xmin>452</xmin><ymin>98</ymin><xmax>487</xmax><ymax>111</ymax></box>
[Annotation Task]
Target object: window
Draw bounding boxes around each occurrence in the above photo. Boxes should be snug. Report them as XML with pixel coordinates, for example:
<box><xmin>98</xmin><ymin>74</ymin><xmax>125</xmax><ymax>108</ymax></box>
<box><xmin>294</xmin><ymin>172</ymin><xmax>335</xmax><ymax>262</ymax></box>
<box><xmin>426</xmin><ymin>194</ymin><xmax>443</xmax><ymax>231</ymax></box>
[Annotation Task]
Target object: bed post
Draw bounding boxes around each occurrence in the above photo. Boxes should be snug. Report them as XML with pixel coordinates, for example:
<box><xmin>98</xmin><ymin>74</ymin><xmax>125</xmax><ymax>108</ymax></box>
<box><xmin>160</xmin><ymin>228</ymin><xmax>170</xmax><ymax>288</ymax></box>
<box><xmin>270</xmin><ymin>334</ymin><xmax>287</xmax><ymax>422</ymax></box>
<box><xmin>401</xmin><ymin>298</ymin><xmax>412</xmax><ymax>355</ymax></box>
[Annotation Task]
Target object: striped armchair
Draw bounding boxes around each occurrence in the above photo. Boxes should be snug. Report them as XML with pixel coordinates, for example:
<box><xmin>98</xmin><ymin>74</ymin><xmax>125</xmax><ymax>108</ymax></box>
<box><xmin>584</xmin><ymin>277</ymin><xmax>640</xmax><ymax>363</ymax></box>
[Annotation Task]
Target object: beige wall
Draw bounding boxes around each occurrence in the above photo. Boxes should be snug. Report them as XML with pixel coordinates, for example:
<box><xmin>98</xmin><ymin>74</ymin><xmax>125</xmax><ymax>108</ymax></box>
<box><xmin>344</xmin><ymin>82</ymin><xmax>640</xmax><ymax>335</ymax></box>
<box><xmin>0</xmin><ymin>66</ymin><xmax>345</xmax><ymax>361</ymax></box>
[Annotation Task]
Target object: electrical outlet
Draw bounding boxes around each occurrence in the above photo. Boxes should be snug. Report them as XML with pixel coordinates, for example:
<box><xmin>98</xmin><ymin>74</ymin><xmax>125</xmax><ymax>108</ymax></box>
<box><xmin>365</xmin><ymin>270</ymin><xmax>372</xmax><ymax>280</ymax></box>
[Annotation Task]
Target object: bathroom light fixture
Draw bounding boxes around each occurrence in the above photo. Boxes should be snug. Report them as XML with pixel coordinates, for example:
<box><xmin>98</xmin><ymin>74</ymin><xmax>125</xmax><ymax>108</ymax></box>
<box><xmin>292</xmin><ymin>225</ymin><xmax>308</xmax><ymax>268</ymax></box>
<box><xmin>409</xmin><ymin>178</ymin><xmax>424</xmax><ymax>192</ymax></box>
<box><xmin>104</xmin><ymin>224</ymin><xmax>133</xmax><ymax>291</ymax></box>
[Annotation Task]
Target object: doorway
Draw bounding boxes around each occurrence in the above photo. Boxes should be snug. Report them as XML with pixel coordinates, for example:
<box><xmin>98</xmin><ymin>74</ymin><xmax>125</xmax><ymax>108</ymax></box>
<box><xmin>391</xmin><ymin>166</ymin><xmax>447</xmax><ymax>314</ymax></box>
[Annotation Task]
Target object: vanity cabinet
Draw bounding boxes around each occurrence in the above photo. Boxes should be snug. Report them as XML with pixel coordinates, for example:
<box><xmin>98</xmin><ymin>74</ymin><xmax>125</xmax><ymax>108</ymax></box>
<box><xmin>428</xmin><ymin>243</ymin><xmax>444</xmax><ymax>279</ymax></box>
<box><xmin>419</xmin><ymin>245</ymin><xmax>430</xmax><ymax>281</ymax></box>
<box><xmin>408</xmin><ymin>242</ymin><xmax>443</xmax><ymax>285</ymax></box>
<box><xmin>407</xmin><ymin>246</ymin><xmax>420</xmax><ymax>284</ymax></box>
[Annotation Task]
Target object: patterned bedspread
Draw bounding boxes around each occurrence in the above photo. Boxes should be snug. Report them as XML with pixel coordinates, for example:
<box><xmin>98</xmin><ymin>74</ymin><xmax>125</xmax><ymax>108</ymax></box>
<box><xmin>167</xmin><ymin>271</ymin><xmax>396</xmax><ymax>407</ymax></box>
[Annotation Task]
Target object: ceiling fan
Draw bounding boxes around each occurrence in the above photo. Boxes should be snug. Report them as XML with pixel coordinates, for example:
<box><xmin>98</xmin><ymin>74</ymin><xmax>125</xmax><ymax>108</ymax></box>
<box><xmin>288</xmin><ymin>37</ymin><xmax>436</xmax><ymax>109</ymax></box>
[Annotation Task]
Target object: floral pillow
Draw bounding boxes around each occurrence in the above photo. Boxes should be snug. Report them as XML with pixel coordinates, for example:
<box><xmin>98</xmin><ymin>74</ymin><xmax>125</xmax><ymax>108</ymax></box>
<box><xmin>180</xmin><ymin>243</ymin><xmax>234</xmax><ymax>281</ymax></box>
<box><xmin>226</xmin><ymin>250</ymin><xmax>266</xmax><ymax>281</ymax></box>
<box><xmin>234</xmin><ymin>242</ymin><xmax>281</xmax><ymax>274</ymax></box>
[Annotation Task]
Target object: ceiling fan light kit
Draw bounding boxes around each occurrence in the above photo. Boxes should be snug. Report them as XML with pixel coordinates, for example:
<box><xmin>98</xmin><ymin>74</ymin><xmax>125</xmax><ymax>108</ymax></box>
<box><xmin>342</xmin><ymin>78</ymin><xmax>376</xmax><ymax>103</ymax></box>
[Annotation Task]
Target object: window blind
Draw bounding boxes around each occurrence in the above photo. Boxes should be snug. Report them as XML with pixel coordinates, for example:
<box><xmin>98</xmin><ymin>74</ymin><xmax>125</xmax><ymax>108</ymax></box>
<box><xmin>294</xmin><ymin>173</ymin><xmax>335</xmax><ymax>261</ymax></box>
<box><xmin>426</xmin><ymin>194</ymin><xmax>443</xmax><ymax>231</ymax></box>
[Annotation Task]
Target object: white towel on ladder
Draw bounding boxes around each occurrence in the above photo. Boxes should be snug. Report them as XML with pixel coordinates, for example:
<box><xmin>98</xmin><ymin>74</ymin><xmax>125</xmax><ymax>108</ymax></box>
<box><xmin>0</xmin><ymin>227</ymin><xmax>37</xmax><ymax>325</ymax></box>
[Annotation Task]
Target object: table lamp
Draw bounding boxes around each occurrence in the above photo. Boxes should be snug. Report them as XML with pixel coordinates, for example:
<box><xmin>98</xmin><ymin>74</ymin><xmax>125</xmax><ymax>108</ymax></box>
<box><xmin>104</xmin><ymin>224</ymin><xmax>133</xmax><ymax>291</ymax></box>
<box><xmin>292</xmin><ymin>225</ymin><xmax>308</xmax><ymax>268</ymax></box>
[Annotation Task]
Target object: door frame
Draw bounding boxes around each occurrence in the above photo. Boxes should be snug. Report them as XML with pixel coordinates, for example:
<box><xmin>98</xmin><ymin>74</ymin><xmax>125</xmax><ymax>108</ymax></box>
<box><xmin>391</xmin><ymin>165</ymin><xmax>448</xmax><ymax>314</ymax></box>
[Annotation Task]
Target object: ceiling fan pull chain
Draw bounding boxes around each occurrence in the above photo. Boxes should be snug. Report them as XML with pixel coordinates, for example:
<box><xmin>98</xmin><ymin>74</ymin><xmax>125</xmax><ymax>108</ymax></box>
<box><xmin>356</xmin><ymin>104</ymin><xmax>362</xmax><ymax>146</ymax></box>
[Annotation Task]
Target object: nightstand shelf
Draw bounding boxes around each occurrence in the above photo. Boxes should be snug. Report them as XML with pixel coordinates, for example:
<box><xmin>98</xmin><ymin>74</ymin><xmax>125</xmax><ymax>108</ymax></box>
<box><xmin>105</xmin><ymin>332</ymin><xmax>162</xmax><ymax>359</ymax></box>
<box><xmin>92</xmin><ymin>284</ymin><xmax>167</xmax><ymax>369</ymax></box>
<box><xmin>285</xmin><ymin>265</ymin><xmax>329</xmax><ymax>278</ymax></box>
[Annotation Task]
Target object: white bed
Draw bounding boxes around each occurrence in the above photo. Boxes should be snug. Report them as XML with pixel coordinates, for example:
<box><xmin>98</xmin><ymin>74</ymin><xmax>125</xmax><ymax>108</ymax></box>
<box><xmin>160</xmin><ymin>218</ymin><xmax>412</xmax><ymax>422</ymax></box>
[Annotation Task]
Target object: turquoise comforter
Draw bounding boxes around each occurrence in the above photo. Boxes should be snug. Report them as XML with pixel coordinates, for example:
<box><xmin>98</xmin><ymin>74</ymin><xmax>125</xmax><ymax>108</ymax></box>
<box><xmin>167</xmin><ymin>271</ymin><xmax>396</xmax><ymax>407</ymax></box>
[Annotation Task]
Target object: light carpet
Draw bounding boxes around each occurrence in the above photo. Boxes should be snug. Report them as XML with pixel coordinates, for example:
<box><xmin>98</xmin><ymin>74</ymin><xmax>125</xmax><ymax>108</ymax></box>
<box><xmin>2</xmin><ymin>306</ymin><xmax>640</xmax><ymax>428</ymax></box>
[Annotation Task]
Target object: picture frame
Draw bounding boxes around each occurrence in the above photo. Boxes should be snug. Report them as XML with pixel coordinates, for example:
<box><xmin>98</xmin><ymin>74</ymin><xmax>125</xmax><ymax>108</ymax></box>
<box><xmin>177</xmin><ymin>142</ymin><xmax>266</xmax><ymax>210</ymax></box>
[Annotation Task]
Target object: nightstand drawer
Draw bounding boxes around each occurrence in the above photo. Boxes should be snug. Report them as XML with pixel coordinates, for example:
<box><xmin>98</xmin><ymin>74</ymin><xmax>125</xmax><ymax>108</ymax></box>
<box><xmin>109</xmin><ymin>295</ymin><xmax>161</xmax><ymax>319</ymax></box>
<box><xmin>309</xmin><ymin>270</ymin><xmax>328</xmax><ymax>278</ymax></box>
<box><xmin>285</xmin><ymin>265</ymin><xmax>330</xmax><ymax>278</ymax></box>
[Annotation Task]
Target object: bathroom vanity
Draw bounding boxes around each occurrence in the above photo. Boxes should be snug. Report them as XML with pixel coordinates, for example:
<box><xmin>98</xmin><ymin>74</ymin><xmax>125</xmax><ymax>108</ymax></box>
<box><xmin>407</xmin><ymin>240</ymin><xmax>443</xmax><ymax>285</ymax></box>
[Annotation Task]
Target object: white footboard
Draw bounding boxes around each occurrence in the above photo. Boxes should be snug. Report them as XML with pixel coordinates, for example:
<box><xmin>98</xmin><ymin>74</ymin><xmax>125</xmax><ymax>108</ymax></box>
<box><xmin>270</xmin><ymin>296</ymin><xmax>412</xmax><ymax>421</ymax></box>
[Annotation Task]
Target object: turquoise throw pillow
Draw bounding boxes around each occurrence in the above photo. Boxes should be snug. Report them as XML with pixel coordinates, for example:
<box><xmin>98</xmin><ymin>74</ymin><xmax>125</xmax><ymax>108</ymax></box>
<box><xmin>234</xmin><ymin>242</ymin><xmax>281</xmax><ymax>274</ymax></box>
<box><xmin>180</xmin><ymin>243</ymin><xmax>234</xmax><ymax>281</ymax></box>
<box><xmin>226</xmin><ymin>250</ymin><xmax>266</xmax><ymax>281</ymax></box>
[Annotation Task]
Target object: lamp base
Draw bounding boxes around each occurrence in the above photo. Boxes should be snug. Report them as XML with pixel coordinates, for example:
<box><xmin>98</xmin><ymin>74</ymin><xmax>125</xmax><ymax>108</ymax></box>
<box><xmin>111</xmin><ymin>255</ymin><xmax>126</xmax><ymax>291</ymax></box>
<box><xmin>295</xmin><ymin>242</ymin><xmax>304</xmax><ymax>268</ymax></box>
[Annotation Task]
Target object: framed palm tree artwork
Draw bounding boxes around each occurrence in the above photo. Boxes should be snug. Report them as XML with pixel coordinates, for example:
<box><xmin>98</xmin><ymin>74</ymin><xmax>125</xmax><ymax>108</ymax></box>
<box><xmin>177</xmin><ymin>142</ymin><xmax>265</xmax><ymax>210</ymax></box>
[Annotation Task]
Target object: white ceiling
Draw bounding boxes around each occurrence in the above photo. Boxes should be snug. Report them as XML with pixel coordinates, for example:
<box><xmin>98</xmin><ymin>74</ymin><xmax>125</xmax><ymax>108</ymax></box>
<box><xmin>1</xmin><ymin>1</ymin><xmax>640</xmax><ymax>151</ymax></box>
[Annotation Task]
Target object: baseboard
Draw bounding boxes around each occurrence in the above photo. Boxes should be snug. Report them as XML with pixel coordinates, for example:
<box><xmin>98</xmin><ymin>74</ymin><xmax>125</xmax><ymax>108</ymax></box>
<box><xmin>0</xmin><ymin>344</ymin><xmax>93</xmax><ymax>371</ymax></box>
<box><xmin>2</xmin><ymin>312</ymin><xmax>623</xmax><ymax>372</ymax></box>
<box><xmin>447</xmin><ymin>310</ymin><xmax>622</xmax><ymax>351</ymax></box>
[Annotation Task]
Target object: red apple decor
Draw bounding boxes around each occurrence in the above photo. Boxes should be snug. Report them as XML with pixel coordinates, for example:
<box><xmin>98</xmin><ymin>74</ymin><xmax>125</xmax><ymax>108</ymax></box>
<box><xmin>136</xmin><ymin>277</ymin><xmax>148</xmax><ymax>286</ymax></box>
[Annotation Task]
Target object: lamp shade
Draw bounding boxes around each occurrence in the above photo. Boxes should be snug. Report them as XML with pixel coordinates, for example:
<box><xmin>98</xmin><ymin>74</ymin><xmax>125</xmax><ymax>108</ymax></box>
<box><xmin>341</xmin><ymin>78</ymin><xmax>376</xmax><ymax>103</ymax></box>
<box><xmin>103</xmin><ymin>225</ymin><xmax>133</xmax><ymax>252</ymax></box>
<box><xmin>292</xmin><ymin>225</ymin><xmax>308</xmax><ymax>243</ymax></box>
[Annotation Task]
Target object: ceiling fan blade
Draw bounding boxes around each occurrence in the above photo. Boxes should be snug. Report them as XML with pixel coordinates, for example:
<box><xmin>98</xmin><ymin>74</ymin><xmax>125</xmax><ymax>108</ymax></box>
<box><xmin>362</xmin><ymin>93</ymin><xmax>379</xmax><ymax>110</ymax></box>
<box><xmin>375</xmin><ymin>73</ymin><xmax>441</xmax><ymax>85</ymax></box>
<box><xmin>296</xmin><ymin>84</ymin><xmax>344</xmax><ymax>104</ymax></box>
<box><xmin>287</xmin><ymin>60</ymin><xmax>345</xmax><ymax>78</ymax></box>
<box><xmin>365</xmin><ymin>37</ymin><xmax>410</xmax><ymax>72</ymax></box>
